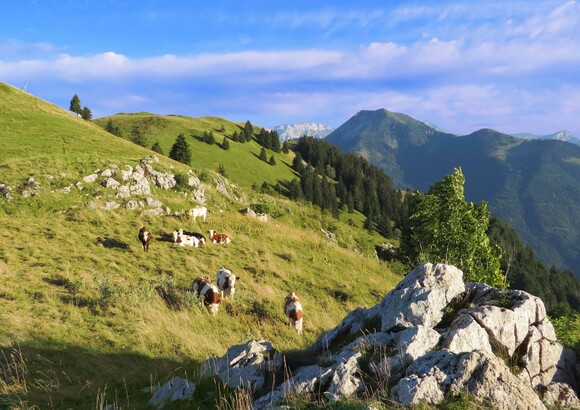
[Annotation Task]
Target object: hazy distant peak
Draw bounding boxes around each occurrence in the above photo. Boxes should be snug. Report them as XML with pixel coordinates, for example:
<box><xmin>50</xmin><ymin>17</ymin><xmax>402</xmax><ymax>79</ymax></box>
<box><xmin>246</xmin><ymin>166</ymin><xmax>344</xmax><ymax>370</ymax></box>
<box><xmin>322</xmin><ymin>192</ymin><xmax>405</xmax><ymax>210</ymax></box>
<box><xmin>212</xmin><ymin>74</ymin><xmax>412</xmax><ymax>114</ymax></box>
<box><xmin>268</xmin><ymin>122</ymin><xmax>334</xmax><ymax>141</ymax></box>
<box><xmin>512</xmin><ymin>130</ymin><xmax>579</xmax><ymax>145</ymax></box>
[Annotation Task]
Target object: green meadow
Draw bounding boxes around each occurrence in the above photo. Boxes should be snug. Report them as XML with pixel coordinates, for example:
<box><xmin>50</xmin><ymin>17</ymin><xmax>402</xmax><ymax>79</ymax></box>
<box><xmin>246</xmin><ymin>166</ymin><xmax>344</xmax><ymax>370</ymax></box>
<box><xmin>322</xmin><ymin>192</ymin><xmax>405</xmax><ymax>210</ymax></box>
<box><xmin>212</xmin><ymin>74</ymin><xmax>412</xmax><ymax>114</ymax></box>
<box><xmin>0</xmin><ymin>83</ymin><xmax>402</xmax><ymax>409</ymax></box>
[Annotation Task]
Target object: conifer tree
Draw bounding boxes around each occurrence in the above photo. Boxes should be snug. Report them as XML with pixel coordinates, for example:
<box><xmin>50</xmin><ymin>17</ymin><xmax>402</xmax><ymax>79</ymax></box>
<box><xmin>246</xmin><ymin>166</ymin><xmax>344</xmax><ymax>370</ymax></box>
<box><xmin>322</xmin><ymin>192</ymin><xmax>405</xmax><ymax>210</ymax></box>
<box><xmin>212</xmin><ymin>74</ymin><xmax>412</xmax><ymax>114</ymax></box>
<box><xmin>69</xmin><ymin>94</ymin><xmax>81</xmax><ymax>115</ymax></box>
<box><xmin>222</xmin><ymin>137</ymin><xmax>230</xmax><ymax>150</ymax></box>
<box><xmin>169</xmin><ymin>133</ymin><xmax>191</xmax><ymax>164</ymax></box>
<box><xmin>259</xmin><ymin>147</ymin><xmax>268</xmax><ymax>161</ymax></box>
<box><xmin>282</xmin><ymin>141</ymin><xmax>290</xmax><ymax>154</ymax></box>
<box><xmin>269</xmin><ymin>155</ymin><xmax>276</xmax><ymax>165</ymax></box>
<box><xmin>288</xmin><ymin>178</ymin><xmax>303</xmax><ymax>200</ymax></box>
<box><xmin>81</xmin><ymin>106</ymin><xmax>92</xmax><ymax>121</ymax></box>
<box><xmin>151</xmin><ymin>141</ymin><xmax>163</xmax><ymax>155</ymax></box>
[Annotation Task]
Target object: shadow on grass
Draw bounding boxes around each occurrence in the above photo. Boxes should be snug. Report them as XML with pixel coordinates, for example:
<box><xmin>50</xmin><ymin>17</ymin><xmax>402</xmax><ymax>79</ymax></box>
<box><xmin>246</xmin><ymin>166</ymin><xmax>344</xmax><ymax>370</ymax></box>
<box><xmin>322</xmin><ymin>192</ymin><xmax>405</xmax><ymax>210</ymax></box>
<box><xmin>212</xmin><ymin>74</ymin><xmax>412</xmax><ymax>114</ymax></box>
<box><xmin>96</xmin><ymin>237</ymin><xmax>130</xmax><ymax>250</ymax></box>
<box><xmin>0</xmin><ymin>342</ymin><xmax>216</xmax><ymax>410</ymax></box>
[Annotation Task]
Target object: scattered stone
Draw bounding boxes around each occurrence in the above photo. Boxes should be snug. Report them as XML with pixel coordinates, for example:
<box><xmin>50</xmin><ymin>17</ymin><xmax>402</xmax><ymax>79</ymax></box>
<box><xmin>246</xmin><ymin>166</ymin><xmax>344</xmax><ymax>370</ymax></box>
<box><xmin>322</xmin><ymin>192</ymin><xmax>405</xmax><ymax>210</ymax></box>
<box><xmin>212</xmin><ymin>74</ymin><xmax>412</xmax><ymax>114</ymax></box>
<box><xmin>147</xmin><ymin>376</ymin><xmax>196</xmax><ymax>409</ymax></box>
<box><xmin>321</xmin><ymin>227</ymin><xmax>336</xmax><ymax>241</ymax></box>
<box><xmin>100</xmin><ymin>169</ymin><xmax>114</xmax><ymax>178</ymax></box>
<box><xmin>83</xmin><ymin>174</ymin><xmax>98</xmax><ymax>183</ymax></box>
<box><xmin>375</xmin><ymin>242</ymin><xmax>397</xmax><ymax>261</ymax></box>
<box><xmin>85</xmin><ymin>201</ymin><xmax>97</xmax><ymax>210</ymax></box>
<box><xmin>257</xmin><ymin>213</ymin><xmax>269</xmax><ymax>223</ymax></box>
<box><xmin>125</xmin><ymin>200</ymin><xmax>140</xmax><ymax>210</ymax></box>
<box><xmin>101</xmin><ymin>177</ymin><xmax>120</xmax><ymax>190</ymax></box>
<box><xmin>103</xmin><ymin>201</ymin><xmax>119</xmax><ymax>211</ymax></box>
<box><xmin>240</xmin><ymin>208</ymin><xmax>256</xmax><ymax>218</ymax></box>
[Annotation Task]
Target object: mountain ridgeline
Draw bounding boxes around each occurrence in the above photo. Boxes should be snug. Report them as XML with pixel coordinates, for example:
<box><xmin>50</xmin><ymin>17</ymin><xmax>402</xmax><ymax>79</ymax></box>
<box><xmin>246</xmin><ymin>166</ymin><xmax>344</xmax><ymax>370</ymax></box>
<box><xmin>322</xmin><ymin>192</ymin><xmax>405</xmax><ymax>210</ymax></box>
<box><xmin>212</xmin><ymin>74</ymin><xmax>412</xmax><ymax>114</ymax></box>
<box><xmin>326</xmin><ymin>109</ymin><xmax>580</xmax><ymax>278</ymax></box>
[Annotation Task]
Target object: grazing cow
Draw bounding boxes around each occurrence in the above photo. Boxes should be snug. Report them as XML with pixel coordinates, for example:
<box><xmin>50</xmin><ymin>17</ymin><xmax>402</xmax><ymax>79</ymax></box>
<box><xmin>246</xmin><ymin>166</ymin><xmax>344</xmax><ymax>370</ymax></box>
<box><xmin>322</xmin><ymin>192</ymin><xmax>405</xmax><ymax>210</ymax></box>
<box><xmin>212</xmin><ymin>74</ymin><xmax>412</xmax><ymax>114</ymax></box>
<box><xmin>216</xmin><ymin>267</ymin><xmax>238</xmax><ymax>299</ymax></box>
<box><xmin>173</xmin><ymin>229</ymin><xmax>200</xmax><ymax>247</ymax></box>
<box><xmin>192</xmin><ymin>276</ymin><xmax>220</xmax><ymax>316</ymax></box>
<box><xmin>284</xmin><ymin>292</ymin><xmax>304</xmax><ymax>335</ymax></box>
<box><xmin>138</xmin><ymin>226</ymin><xmax>151</xmax><ymax>252</ymax></box>
<box><xmin>188</xmin><ymin>206</ymin><xmax>207</xmax><ymax>222</ymax></box>
<box><xmin>208</xmin><ymin>229</ymin><xmax>231</xmax><ymax>245</ymax></box>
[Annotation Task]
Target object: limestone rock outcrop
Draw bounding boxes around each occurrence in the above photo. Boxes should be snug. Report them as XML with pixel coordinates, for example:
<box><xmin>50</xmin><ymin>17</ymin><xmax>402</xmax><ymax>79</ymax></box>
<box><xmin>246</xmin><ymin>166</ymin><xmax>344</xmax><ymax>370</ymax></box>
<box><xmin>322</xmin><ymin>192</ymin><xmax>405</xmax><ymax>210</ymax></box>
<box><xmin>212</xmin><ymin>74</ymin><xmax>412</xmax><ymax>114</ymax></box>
<box><xmin>206</xmin><ymin>263</ymin><xmax>578</xmax><ymax>409</ymax></box>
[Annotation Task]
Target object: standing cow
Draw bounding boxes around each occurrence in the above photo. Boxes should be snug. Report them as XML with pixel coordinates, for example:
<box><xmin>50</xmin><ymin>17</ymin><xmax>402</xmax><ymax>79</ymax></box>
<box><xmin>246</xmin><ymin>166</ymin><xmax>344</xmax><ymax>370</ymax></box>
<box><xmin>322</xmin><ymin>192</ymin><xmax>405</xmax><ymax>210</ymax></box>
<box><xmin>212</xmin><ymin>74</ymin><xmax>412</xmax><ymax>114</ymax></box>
<box><xmin>284</xmin><ymin>292</ymin><xmax>304</xmax><ymax>335</ymax></box>
<box><xmin>188</xmin><ymin>206</ymin><xmax>207</xmax><ymax>222</ymax></box>
<box><xmin>138</xmin><ymin>226</ymin><xmax>151</xmax><ymax>252</ymax></box>
<box><xmin>192</xmin><ymin>276</ymin><xmax>220</xmax><ymax>316</ymax></box>
<box><xmin>216</xmin><ymin>267</ymin><xmax>238</xmax><ymax>299</ymax></box>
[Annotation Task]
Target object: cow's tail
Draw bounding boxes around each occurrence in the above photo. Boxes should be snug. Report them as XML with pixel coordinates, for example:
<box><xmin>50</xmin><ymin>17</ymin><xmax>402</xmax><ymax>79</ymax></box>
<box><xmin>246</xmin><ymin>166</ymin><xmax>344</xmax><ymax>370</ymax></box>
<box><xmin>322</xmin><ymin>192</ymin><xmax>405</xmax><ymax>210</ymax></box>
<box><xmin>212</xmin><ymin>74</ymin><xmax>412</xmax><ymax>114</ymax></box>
<box><xmin>295</xmin><ymin>317</ymin><xmax>303</xmax><ymax>335</ymax></box>
<box><xmin>208</xmin><ymin>303</ymin><xmax>219</xmax><ymax>316</ymax></box>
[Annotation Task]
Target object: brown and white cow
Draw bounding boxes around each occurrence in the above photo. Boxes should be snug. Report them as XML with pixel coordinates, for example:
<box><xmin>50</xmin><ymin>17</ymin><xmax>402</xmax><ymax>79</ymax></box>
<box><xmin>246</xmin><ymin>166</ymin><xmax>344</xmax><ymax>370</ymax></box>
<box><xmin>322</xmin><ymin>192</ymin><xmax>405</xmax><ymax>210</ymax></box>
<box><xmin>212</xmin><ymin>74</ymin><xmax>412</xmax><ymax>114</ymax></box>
<box><xmin>138</xmin><ymin>226</ymin><xmax>151</xmax><ymax>252</ymax></box>
<box><xmin>208</xmin><ymin>229</ymin><xmax>231</xmax><ymax>245</ymax></box>
<box><xmin>188</xmin><ymin>206</ymin><xmax>207</xmax><ymax>222</ymax></box>
<box><xmin>192</xmin><ymin>276</ymin><xmax>220</xmax><ymax>316</ymax></box>
<box><xmin>284</xmin><ymin>292</ymin><xmax>303</xmax><ymax>335</ymax></box>
<box><xmin>173</xmin><ymin>229</ymin><xmax>200</xmax><ymax>247</ymax></box>
<box><xmin>216</xmin><ymin>267</ymin><xmax>238</xmax><ymax>299</ymax></box>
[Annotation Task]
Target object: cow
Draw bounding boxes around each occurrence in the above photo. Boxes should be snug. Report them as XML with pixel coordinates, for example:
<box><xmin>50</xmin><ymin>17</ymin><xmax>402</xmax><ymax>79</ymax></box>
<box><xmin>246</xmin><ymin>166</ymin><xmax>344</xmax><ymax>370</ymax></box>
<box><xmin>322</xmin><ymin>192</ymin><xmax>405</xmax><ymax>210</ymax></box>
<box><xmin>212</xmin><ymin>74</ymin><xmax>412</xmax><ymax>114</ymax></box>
<box><xmin>208</xmin><ymin>229</ymin><xmax>231</xmax><ymax>245</ymax></box>
<box><xmin>192</xmin><ymin>276</ymin><xmax>220</xmax><ymax>316</ymax></box>
<box><xmin>173</xmin><ymin>229</ymin><xmax>200</xmax><ymax>247</ymax></box>
<box><xmin>188</xmin><ymin>206</ymin><xmax>207</xmax><ymax>222</ymax></box>
<box><xmin>216</xmin><ymin>267</ymin><xmax>238</xmax><ymax>299</ymax></box>
<box><xmin>138</xmin><ymin>226</ymin><xmax>151</xmax><ymax>252</ymax></box>
<box><xmin>182</xmin><ymin>230</ymin><xmax>206</xmax><ymax>246</ymax></box>
<box><xmin>284</xmin><ymin>292</ymin><xmax>303</xmax><ymax>335</ymax></box>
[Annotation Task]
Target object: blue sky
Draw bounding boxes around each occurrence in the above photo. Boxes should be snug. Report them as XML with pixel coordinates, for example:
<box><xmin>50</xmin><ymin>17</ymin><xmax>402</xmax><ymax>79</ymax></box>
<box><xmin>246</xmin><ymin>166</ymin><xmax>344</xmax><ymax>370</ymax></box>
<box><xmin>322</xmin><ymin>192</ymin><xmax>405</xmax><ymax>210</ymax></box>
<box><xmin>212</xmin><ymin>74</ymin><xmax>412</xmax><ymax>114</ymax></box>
<box><xmin>1</xmin><ymin>1</ymin><xmax>579</xmax><ymax>136</ymax></box>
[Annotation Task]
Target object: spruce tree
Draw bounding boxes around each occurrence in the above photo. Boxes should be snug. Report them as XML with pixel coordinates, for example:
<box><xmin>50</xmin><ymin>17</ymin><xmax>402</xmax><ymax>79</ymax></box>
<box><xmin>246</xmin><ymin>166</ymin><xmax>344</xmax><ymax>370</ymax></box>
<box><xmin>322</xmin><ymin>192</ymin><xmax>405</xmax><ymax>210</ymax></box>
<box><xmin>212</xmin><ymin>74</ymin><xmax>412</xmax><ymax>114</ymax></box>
<box><xmin>269</xmin><ymin>155</ymin><xmax>276</xmax><ymax>165</ymax></box>
<box><xmin>151</xmin><ymin>141</ymin><xmax>163</xmax><ymax>155</ymax></box>
<box><xmin>69</xmin><ymin>94</ymin><xmax>81</xmax><ymax>115</ymax></box>
<box><xmin>244</xmin><ymin>120</ymin><xmax>254</xmax><ymax>142</ymax></box>
<box><xmin>222</xmin><ymin>137</ymin><xmax>230</xmax><ymax>150</ymax></box>
<box><xmin>81</xmin><ymin>106</ymin><xmax>92</xmax><ymax>121</ymax></box>
<box><xmin>169</xmin><ymin>133</ymin><xmax>192</xmax><ymax>164</ymax></box>
<box><xmin>259</xmin><ymin>147</ymin><xmax>268</xmax><ymax>161</ymax></box>
<box><xmin>282</xmin><ymin>141</ymin><xmax>290</xmax><ymax>154</ymax></box>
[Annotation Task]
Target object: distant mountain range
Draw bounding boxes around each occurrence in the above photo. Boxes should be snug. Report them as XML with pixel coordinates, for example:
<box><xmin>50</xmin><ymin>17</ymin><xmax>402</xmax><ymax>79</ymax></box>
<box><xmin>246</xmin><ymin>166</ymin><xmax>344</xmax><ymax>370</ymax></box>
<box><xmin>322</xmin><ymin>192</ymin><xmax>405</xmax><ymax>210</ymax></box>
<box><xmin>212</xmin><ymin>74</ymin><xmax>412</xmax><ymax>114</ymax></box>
<box><xmin>327</xmin><ymin>109</ymin><xmax>580</xmax><ymax>277</ymax></box>
<box><xmin>513</xmin><ymin>130</ymin><xmax>580</xmax><ymax>146</ymax></box>
<box><xmin>268</xmin><ymin>122</ymin><xmax>334</xmax><ymax>141</ymax></box>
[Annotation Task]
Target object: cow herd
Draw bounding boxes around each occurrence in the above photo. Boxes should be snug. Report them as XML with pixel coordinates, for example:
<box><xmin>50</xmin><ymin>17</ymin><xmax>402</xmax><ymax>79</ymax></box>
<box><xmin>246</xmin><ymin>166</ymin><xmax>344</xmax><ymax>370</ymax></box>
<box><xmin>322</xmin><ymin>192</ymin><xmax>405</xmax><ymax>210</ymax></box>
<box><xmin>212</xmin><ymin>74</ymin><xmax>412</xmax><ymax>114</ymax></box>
<box><xmin>137</xmin><ymin>206</ymin><xmax>304</xmax><ymax>334</ymax></box>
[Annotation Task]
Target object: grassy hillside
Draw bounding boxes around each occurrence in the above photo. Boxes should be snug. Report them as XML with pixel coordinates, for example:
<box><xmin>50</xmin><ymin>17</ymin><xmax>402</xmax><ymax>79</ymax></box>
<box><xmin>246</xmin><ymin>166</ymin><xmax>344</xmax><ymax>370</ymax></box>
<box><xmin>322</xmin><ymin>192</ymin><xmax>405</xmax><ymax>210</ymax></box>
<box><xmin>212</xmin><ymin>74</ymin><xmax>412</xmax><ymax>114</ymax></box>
<box><xmin>93</xmin><ymin>113</ymin><xmax>298</xmax><ymax>190</ymax></box>
<box><xmin>0</xmin><ymin>83</ymin><xmax>401</xmax><ymax>409</ymax></box>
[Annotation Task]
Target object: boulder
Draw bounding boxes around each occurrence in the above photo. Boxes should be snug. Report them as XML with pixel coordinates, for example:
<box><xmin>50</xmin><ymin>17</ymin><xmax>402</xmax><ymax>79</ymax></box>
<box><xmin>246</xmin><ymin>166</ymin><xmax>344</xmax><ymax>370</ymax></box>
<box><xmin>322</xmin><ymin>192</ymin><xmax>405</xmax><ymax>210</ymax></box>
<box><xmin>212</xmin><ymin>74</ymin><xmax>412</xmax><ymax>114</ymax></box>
<box><xmin>393</xmin><ymin>350</ymin><xmax>547</xmax><ymax>409</ymax></box>
<box><xmin>240</xmin><ymin>208</ymin><xmax>257</xmax><ymax>218</ymax></box>
<box><xmin>148</xmin><ymin>376</ymin><xmax>196</xmax><ymax>409</ymax></box>
<box><xmin>380</xmin><ymin>263</ymin><xmax>465</xmax><ymax>332</ymax></box>
<box><xmin>203</xmin><ymin>339</ymin><xmax>282</xmax><ymax>393</ymax></box>
<box><xmin>83</xmin><ymin>174</ymin><xmax>98</xmax><ymax>183</ymax></box>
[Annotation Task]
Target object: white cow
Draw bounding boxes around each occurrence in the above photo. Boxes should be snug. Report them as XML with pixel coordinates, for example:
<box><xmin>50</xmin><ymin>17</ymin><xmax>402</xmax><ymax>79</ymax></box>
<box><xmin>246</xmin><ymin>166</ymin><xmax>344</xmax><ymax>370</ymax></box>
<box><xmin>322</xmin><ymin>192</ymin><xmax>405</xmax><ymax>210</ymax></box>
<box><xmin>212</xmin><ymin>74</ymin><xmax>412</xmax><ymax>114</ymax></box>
<box><xmin>216</xmin><ymin>267</ymin><xmax>238</xmax><ymax>299</ymax></box>
<box><xmin>188</xmin><ymin>206</ymin><xmax>207</xmax><ymax>222</ymax></box>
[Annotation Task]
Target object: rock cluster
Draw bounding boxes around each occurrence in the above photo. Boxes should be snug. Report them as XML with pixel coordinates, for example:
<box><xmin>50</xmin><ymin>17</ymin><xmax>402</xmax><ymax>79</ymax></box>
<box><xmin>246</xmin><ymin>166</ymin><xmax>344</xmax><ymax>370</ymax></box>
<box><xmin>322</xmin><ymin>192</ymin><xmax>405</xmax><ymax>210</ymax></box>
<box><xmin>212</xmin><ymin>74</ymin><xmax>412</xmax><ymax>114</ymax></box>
<box><xmin>205</xmin><ymin>263</ymin><xmax>579</xmax><ymax>409</ymax></box>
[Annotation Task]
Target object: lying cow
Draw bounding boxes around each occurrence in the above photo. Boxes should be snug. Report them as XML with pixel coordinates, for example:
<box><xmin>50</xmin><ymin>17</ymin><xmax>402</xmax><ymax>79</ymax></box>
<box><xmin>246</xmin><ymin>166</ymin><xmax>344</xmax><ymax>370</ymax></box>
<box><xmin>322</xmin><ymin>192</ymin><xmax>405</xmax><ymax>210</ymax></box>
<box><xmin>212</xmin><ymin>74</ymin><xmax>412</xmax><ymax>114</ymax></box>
<box><xmin>192</xmin><ymin>276</ymin><xmax>220</xmax><ymax>316</ymax></box>
<box><xmin>208</xmin><ymin>229</ymin><xmax>231</xmax><ymax>245</ymax></box>
<box><xmin>173</xmin><ymin>229</ymin><xmax>200</xmax><ymax>247</ymax></box>
<box><xmin>284</xmin><ymin>292</ymin><xmax>304</xmax><ymax>335</ymax></box>
<box><xmin>216</xmin><ymin>267</ymin><xmax>238</xmax><ymax>299</ymax></box>
<box><xmin>188</xmin><ymin>206</ymin><xmax>207</xmax><ymax>222</ymax></box>
<box><xmin>138</xmin><ymin>226</ymin><xmax>151</xmax><ymax>252</ymax></box>
<box><xmin>182</xmin><ymin>230</ymin><xmax>206</xmax><ymax>246</ymax></box>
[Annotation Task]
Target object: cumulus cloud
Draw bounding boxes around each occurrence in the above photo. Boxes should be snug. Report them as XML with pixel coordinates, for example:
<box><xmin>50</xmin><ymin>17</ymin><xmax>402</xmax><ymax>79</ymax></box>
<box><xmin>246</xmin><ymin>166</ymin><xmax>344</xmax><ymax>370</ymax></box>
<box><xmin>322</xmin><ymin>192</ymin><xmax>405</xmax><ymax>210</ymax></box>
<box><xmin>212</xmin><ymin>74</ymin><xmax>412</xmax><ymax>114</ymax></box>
<box><xmin>1</xmin><ymin>1</ymin><xmax>579</xmax><ymax>136</ymax></box>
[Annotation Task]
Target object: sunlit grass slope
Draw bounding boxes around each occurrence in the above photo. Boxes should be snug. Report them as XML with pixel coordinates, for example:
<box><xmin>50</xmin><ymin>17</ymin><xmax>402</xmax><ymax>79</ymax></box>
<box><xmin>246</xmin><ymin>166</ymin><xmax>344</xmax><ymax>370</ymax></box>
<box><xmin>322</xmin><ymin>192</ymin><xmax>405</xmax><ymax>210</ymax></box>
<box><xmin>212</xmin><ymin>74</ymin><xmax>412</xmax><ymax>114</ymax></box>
<box><xmin>94</xmin><ymin>112</ymin><xmax>298</xmax><ymax>189</ymax></box>
<box><xmin>0</xmin><ymin>83</ymin><xmax>401</xmax><ymax>409</ymax></box>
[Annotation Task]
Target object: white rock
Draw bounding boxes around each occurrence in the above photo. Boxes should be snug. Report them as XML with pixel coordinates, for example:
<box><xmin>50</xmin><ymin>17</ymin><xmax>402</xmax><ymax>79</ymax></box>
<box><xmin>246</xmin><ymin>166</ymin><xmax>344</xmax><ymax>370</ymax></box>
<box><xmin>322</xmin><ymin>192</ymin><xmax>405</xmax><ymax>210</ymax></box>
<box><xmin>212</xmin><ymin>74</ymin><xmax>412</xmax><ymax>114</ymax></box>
<box><xmin>380</xmin><ymin>263</ymin><xmax>465</xmax><ymax>331</ymax></box>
